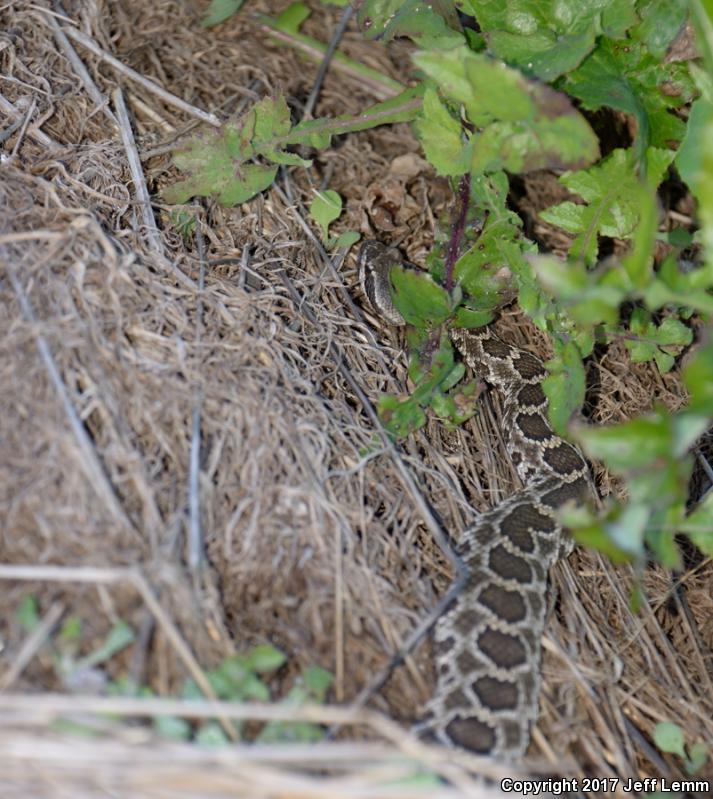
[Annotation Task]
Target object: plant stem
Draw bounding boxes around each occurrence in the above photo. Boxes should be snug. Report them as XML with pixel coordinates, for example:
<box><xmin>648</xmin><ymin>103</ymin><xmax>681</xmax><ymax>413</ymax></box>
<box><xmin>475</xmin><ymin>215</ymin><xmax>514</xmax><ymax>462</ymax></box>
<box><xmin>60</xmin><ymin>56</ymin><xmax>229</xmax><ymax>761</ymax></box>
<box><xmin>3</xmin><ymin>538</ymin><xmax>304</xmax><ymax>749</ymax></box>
<box><xmin>443</xmin><ymin>172</ymin><xmax>471</xmax><ymax>293</ymax></box>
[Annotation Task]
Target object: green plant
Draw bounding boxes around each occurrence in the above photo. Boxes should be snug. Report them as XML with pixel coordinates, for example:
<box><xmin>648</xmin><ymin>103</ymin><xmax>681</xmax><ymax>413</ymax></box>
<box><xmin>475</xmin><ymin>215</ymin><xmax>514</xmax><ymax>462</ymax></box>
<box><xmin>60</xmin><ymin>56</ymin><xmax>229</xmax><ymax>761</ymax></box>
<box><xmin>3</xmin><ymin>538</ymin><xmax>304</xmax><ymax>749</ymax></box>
<box><xmin>654</xmin><ymin>721</ymin><xmax>709</xmax><ymax>774</ymax></box>
<box><xmin>164</xmin><ymin>1</ymin><xmax>713</xmax><ymax>569</ymax></box>
<box><xmin>15</xmin><ymin>598</ymin><xmax>332</xmax><ymax>744</ymax></box>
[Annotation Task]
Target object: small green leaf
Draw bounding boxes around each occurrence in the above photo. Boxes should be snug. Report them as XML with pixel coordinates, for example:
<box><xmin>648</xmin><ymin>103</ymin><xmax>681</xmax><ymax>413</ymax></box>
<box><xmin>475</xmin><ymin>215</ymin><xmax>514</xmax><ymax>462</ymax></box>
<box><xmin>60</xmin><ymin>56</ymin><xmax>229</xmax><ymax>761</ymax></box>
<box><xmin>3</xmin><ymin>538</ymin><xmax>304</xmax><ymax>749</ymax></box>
<box><xmin>378</xmin><ymin>394</ymin><xmax>427</xmax><ymax>438</ymax></box>
<box><xmin>154</xmin><ymin>715</ymin><xmax>192</xmax><ymax>741</ymax></box>
<box><xmin>246</xmin><ymin>644</ymin><xmax>287</xmax><ymax>673</ymax></box>
<box><xmin>16</xmin><ymin>595</ymin><xmax>40</xmax><ymax>632</ymax></box>
<box><xmin>654</xmin><ymin>721</ymin><xmax>687</xmax><ymax>759</ymax></box>
<box><xmin>78</xmin><ymin>621</ymin><xmax>134</xmax><ymax>670</ymax></box>
<box><xmin>309</xmin><ymin>190</ymin><xmax>342</xmax><ymax>240</ymax></box>
<box><xmin>58</xmin><ymin>616</ymin><xmax>83</xmax><ymax>644</ymax></box>
<box><xmin>201</xmin><ymin>0</ymin><xmax>245</xmax><ymax>28</ymax></box>
<box><xmin>687</xmin><ymin>741</ymin><xmax>709</xmax><ymax>774</ymax></box>
<box><xmin>302</xmin><ymin>665</ymin><xmax>333</xmax><ymax>701</ymax></box>
<box><xmin>195</xmin><ymin>721</ymin><xmax>230</xmax><ymax>746</ymax></box>
<box><xmin>680</xmin><ymin>494</ymin><xmax>713</xmax><ymax>556</ymax></box>
<box><xmin>333</xmin><ymin>231</ymin><xmax>360</xmax><ymax>249</ymax></box>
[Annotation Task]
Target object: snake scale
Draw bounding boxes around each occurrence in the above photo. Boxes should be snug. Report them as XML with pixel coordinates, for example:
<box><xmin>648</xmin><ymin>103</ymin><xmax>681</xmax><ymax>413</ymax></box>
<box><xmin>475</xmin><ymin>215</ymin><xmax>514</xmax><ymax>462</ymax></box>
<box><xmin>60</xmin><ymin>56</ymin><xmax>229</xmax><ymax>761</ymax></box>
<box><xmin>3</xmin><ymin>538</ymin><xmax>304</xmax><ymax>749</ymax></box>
<box><xmin>358</xmin><ymin>241</ymin><xmax>593</xmax><ymax>760</ymax></box>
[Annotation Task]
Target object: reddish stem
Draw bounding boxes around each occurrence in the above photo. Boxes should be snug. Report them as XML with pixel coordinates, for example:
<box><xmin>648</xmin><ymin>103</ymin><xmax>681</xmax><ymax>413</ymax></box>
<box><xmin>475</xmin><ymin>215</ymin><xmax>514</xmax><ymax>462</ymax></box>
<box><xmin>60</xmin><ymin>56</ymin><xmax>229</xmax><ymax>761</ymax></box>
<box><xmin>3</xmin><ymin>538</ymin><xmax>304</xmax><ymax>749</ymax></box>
<box><xmin>443</xmin><ymin>172</ymin><xmax>471</xmax><ymax>293</ymax></box>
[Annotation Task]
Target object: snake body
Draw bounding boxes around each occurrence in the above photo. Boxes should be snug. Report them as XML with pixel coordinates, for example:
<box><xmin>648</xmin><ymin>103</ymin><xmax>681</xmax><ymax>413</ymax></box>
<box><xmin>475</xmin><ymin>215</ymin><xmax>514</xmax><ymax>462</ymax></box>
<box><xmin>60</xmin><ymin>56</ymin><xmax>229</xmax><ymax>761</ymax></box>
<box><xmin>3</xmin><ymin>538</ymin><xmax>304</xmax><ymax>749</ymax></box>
<box><xmin>358</xmin><ymin>241</ymin><xmax>592</xmax><ymax>759</ymax></box>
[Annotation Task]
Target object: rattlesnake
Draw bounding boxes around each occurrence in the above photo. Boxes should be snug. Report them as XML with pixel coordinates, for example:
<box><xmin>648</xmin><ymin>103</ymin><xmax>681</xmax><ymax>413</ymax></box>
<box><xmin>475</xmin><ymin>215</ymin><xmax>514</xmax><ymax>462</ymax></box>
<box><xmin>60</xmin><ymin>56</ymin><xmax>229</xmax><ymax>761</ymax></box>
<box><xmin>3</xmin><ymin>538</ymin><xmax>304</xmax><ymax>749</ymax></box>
<box><xmin>358</xmin><ymin>240</ymin><xmax>593</xmax><ymax>760</ymax></box>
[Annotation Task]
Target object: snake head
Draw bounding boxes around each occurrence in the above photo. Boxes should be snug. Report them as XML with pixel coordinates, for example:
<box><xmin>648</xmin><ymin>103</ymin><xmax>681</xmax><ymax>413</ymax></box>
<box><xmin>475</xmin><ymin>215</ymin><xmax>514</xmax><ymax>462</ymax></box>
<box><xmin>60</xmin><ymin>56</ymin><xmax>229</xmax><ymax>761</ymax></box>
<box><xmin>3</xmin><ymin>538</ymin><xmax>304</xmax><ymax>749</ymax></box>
<box><xmin>357</xmin><ymin>240</ymin><xmax>407</xmax><ymax>326</ymax></box>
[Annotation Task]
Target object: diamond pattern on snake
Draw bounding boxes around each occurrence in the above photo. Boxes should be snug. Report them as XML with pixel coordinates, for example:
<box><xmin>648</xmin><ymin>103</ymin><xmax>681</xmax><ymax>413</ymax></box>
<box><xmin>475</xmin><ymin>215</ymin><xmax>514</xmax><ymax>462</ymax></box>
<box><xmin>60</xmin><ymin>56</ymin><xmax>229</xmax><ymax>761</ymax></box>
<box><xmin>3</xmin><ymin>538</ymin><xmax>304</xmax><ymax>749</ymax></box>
<box><xmin>358</xmin><ymin>240</ymin><xmax>594</xmax><ymax>760</ymax></box>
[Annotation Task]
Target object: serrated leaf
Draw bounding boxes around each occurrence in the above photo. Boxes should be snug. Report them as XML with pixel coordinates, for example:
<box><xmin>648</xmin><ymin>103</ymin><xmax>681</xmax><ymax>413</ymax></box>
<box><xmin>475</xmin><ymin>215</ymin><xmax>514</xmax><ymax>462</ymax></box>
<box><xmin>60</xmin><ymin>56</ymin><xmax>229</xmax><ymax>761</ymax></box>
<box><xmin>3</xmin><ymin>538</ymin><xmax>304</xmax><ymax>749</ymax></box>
<box><xmin>454</xmin><ymin>222</ymin><xmax>521</xmax><ymax>308</ymax></box>
<box><xmin>541</xmin><ymin>148</ymin><xmax>674</xmax><ymax>264</ymax></box>
<box><xmin>201</xmin><ymin>0</ymin><xmax>245</xmax><ymax>27</ymax></box>
<box><xmin>654</xmin><ymin>722</ymin><xmax>687</xmax><ymax>758</ymax></box>
<box><xmin>562</xmin><ymin>37</ymin><xmax>695</xmax><ymax>152</ymax></box>
<box><xmin>390</xmin><ymin>265</ymin><xmax>453</xmax><ymax>327</ymax></box>
<box><xmin>309</xmin><ymin>190</ymin><xmax>342</xmax><ymax>240</ymax></box>
<box><xmin>415</xmin><ymin>88</ymin><xmax>468</xmax><ymax>177</ymax></box>
<box><xmin>414</xmin><ymin>47</ymin><xmax>599</xmax><ymax>175</ymax></box>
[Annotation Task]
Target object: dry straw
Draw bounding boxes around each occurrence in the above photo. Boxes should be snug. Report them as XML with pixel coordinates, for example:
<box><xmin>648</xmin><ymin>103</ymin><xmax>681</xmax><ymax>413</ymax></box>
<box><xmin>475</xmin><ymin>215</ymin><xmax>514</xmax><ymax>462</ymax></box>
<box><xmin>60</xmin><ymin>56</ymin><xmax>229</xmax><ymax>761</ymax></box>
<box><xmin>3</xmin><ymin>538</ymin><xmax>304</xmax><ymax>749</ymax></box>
<box><xmin>0</xmin><ymin>2</ymin><xmax>711</xmax><ymax>797</ymax></box>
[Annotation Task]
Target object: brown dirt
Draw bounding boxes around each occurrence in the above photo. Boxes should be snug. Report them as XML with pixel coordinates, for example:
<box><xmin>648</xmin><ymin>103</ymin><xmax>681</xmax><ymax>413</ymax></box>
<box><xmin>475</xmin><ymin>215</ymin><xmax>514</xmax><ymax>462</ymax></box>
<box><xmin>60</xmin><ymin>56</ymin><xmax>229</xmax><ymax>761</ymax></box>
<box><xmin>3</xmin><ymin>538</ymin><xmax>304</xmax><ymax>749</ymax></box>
<box><xmin>1</xmin><ymin>2</ymin><xmax>711</xmax><ymax>797</ymax></box>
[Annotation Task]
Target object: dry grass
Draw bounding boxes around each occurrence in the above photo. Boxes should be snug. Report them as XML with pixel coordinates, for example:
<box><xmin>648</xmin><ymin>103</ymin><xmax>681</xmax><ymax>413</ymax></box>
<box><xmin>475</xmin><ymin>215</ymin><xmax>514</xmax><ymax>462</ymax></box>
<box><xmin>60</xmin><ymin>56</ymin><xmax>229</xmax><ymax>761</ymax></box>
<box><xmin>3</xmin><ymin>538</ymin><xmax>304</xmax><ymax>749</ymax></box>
<box><xmin>1</xmin><ymin>1</ymin><xmax>712</xmax><ymax>797</ymax></box>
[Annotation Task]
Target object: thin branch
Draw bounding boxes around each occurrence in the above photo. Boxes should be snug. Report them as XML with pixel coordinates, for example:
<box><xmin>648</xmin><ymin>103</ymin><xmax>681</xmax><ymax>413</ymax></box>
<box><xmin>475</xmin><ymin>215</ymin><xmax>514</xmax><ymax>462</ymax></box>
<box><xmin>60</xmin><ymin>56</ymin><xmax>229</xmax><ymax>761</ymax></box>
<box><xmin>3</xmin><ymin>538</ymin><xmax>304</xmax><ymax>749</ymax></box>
<box><xmin>52</xmin><ymin>23</ymin><xmax>221</xmax><ymax>127</ymax></box>
<box><xmin>303</xmin><ymin>4</ymin><xmax>355</xmax><ymax>119</ymax></box>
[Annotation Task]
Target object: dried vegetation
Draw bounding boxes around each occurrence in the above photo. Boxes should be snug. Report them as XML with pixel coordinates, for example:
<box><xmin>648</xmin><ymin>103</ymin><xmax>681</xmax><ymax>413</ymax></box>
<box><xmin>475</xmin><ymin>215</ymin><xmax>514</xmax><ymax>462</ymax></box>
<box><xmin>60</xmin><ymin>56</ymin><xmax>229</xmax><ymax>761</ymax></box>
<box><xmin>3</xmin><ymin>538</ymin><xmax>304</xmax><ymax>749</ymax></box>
<box><xmin>0</xmin><ymin>1</ymin><xmax>711</xmax><ymax>797</ymax></box>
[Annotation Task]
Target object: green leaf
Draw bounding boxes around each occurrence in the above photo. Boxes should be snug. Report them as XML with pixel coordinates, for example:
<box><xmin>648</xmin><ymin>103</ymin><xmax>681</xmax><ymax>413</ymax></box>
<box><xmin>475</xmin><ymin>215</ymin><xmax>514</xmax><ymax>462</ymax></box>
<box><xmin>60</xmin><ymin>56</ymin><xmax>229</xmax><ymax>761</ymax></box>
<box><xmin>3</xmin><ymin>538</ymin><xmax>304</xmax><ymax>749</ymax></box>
<box><xmin>274</xmin><ymin>1</ymin><xmax>311</xmax><ymax>34</ymax></box>
<box><xmin>414</xmin><ymin>47</ymin><xmax>599</xmax><ymax>175</ymax></box>
<box><xmin>562</xmin><ymin>37</ymin><xmax>695</xmax><ymax>153</ymax></box>
<box><xmin>540</xmin><ymin>148</ymin><xmax>674</xmax><ymax>265</ymax></box>
<box><xmin>390</xmin><ymin>265</ymin><xmax>453</xmax><ymax>327</ymax></box>
<box><xmin>632</xmin><ymin>0</ymin><xmax>688</xmax><ymax>59</ymax></box>
<box><xmin>246</xmin><ymin>644</ymin><xmax>287</xmax><ymax>673</ymax></box>
<box><xmin>530</xmin><ymin>255</ymin><xmax>625</xmax><ymax>326</ymax></box>
<box><xmin>415</xmin><ymin>88</ymin><xmax>468</xmax><ymax>177</ymax></box>
<box><xmin>16</xmin><ymin>595</ymin><xmax>40</xmax><ymax>633</ymax></box>
<box><xmin>543</xmin><ymin>339</ymin><xmax>585</xmax><ymax>434</ymax></box>
<box><xmin>201</xmin><ymin>0</ymin><xmax>245</xmax><ymax>28</ymax></box>
<box><xmin>654</xmin><ymin>721</ymin><xmax>687</xmax><ymax>759</ymax></box>
<box><xmin>357</xmin><ymin>0</ymin><xmax>464</xmax><ymax>47</ymax></box>
<box><xmin>466</xmin><ymin>0</ymin><xmax>637</xmax><ymax>81</ymax></box>
<box><xmin>626</xmin><ymin>309</ymin><xmax>693</xmax><ymax>373</ymax></box>
<box><xmin>563</xmin><ymin>504</ymin><xmax>642</xmax><ymax>563</ymax></box>
<box><xmin>287</xmin><ymin>85</ymin><xmax>425</xmax><ymax>149</ymax></box>
<box><xmin>154</xmin><ymin>715</ymin><xmax>192</xmax><ymax>741</ymax></box>
<box><xmin>164</xmin><ymin>96</ymin><xmax>307</xmax><ymax>205</ymax></box>
<box><xmin>77</xmin><ymin>621</ymin><xmax>135</xmax><ymax>670</ymax></box>
<box><xmin>683</xmin><ymin>335</ymin><xmax>713</xmax><ymax>413</ymax></box>
<box><xmin>332</xmin><ymin>231</ymin><xmax>359</xmax><ymax>249</ymax></box>
<box><xmin>576</xmin><ymin>411</ymin><xmax>673</xmax><ymax>470</ymax></box>
<box><xmin>302</xmin><ymin>665</ymin><xmax>333</xmax><ymax>701</ymax></box>
<box><xmin>679</xmin><ymin>494</ymin><xmax>713</xmax><ymax>556</ymax></box>
<box><xmin>58</xmin><ymin>616</ymin><xmax>83</xmax><ymax>644</ymax></box>
<box><xmin>309</xmin><ymin>190</ymin><xmax>342</xmax><ymax>240</ymax></box>
<box><xmin>378</xmin><ymin>393</ymin><xmax>427</xmax><ymax>438</ymax></box>
<box><xmin>687</xmin><ymin>741</ymin><xmax>710</xmax><ymax>774</ymax></box>
<box><xmin>195</xmin><ymin>721</ymin><xmax>230</xmax><ymax>746</ymax></box>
